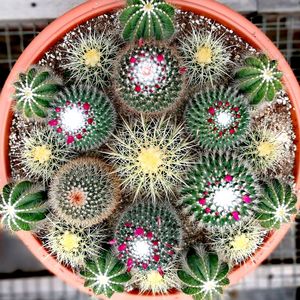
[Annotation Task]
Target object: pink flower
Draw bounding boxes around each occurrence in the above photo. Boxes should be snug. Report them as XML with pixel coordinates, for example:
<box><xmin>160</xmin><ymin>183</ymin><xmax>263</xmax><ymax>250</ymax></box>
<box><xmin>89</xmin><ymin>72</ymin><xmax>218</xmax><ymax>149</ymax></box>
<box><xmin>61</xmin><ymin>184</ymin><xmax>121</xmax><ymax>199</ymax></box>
<box><xmin>208</xmin><ymin>107</ymin><xmax>215</xmax><ymax>115</ymax></box>
<box><xmin>48</xmin><ymin>119</ymin><xmax>58</xmax><ymax>127</ymax></box>
<box><xmin>135</xmin><ymin>85</ymin><xmax>141</xmax><ymax>92</ymax></box>
<box><xmin>146</xmin><ymin>232</ymin><xmax>153</xmax><ymax>239</ymax></box>
<box><xmin>83</xmin><ymin>103</ymin><xmax>90</xmax><ymax>110</ymax></box>
<box><xmin>108</xmin><ymin>239</ymin><xmax>116</xmax><ymax>245</ymax></box>
<box><xmin>134</xmin><ymin>227</ymin><xmax>144</xmax><ymax>236</ymax></box>
<box><xmin>224</xmin><ymin>175</ymin><xmax>233</xmax><ymax>182</ymax></box>
<box><xmin>142</xmin><ymin>263</ymin><xmax>148</xmax><ymax>270</ymax></box>
<box><xmin>157</xmin><ymin>54</ymin><xmax>164</xmax><ymax>62</ymax></box>
<box><xmin>205</xmin><ymin>208</ymin><xmax>211</xmax><ymax>213</ymax></box>
<box><xmin>118</xmin><ymin>243</ymin><xmax>127</xmax><ymax>252</ymax></box>
<box><xmin>130</xmin><ymin>57</ymin><xmax>137</xmax><ymax>63</ymax></box>
<box><xmin>242</xmin><ymin>195</ymin><xmax>252</xmax><ymax>203</ymax></box>
<box><xmin>232</xmin><ymin>211</ymin><xmax>240</xmax><ymax>221</ymax></box>
<box><xmin>153</xmin><ymin>255</ymin><xmax>160</xmax><ymax>262</ymax></box>
<box><xmin>127</xmin><ymin>258</ymin><xmax>133</xmax><ymax>267</ymax></box>
<box><xmin>66</xmin><ymin>136</ymin><xmax>75</xmax><ymax>144</ymax></box>
<box><xmin>198</xmin><ymin>198</ymin><xmax>206</xmax><ymax>205</ymax></box>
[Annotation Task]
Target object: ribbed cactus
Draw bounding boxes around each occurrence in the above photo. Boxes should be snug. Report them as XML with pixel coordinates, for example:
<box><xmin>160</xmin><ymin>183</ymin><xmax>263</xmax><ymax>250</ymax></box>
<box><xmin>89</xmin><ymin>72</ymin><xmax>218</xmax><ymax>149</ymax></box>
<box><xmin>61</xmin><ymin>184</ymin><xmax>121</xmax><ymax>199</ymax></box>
<box><xmin>185</xmin><ymin>87</ymin><xmax>250</xmax><ymax>150</ymax></box>
<box><xmin>0</xmin><ymin>181</ymin><xmax>47</xmax><ymax>231</ymax></box>
<box><xmin>112</xmin><ymin>202</ymin><xmax>182</xmax><ymax>273</ymax></box>
<box><xmin>49</xmin><ymin>157</ymin><xmax>121</xmax><ymax>228</ymax></box>
<box><xmin>235</xmin><ymin>54</ymin><xmax>283</xmax><ymax>104</ymax></box>
<box><xmin>120</xmin><ymin>0</ymin><xmax>175</xmax><ymax>41</ymax></box>
<box><xmin>48</xmin><ymin>85</ymin><xmax>116</xmax><ymax>151</ymax></box>
<box><xmin>81</xmin><ymin>251</ymin><xmax>131</xmax><ymax>298</ymax></box>
<box><xmin>180</xmin><ymin>153</ymin><xmax>260</xmax><ymax>227</ymax></box>
<box><xmin>115</xmin><ymin>43</ymin><xmax>185</xmax><ymax>114</ymax></box>
<box><xmin>13</xmin><ymin>66</ymin><xmax>61</xmax><ymax>119</ymax></box>
<box><xmin>257</xmin><ymin>179</ymin><xmax>297</xmax><ymax>229</ymax></box>
<box><xmin>178</xmin><ymin>248</ymin><xmax>230</xmax><ymax>300</ymax></box>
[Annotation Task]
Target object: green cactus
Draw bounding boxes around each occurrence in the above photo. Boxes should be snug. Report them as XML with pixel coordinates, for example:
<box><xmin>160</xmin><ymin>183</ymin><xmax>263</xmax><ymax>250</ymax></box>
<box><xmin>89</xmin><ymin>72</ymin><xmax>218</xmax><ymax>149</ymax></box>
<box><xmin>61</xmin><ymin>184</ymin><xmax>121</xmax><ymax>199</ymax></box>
<box><xmin>48</xmin><ymin>85</ymin><xmax>116</xmax><ymax>151</ymax></box>
<box><xmin>0</xmin><ymin>181</ymin><xmax>47</xmax><ymax>231</ymax></box>
<box><xmin>13</xmin><ymin>66</ymin><xmax>61</xmax><ymax>119</ymax></box>
<box><xmin>178</xmin><ymin>248</ymin><xmax>230</xmax><ymax>300</ymax></box>
<box><xmin>81</xmin><ymin>251</ymin><xmax>131</xmax><ymax>298</ymax></box>
<box><xmin>115</xmin><ymin>43</ymin><xmax>186</xmax><ymax>115</ymax></box>
<box><xmin>112</xmin><ymin>202</ymin><xmax>182</xmax><ymax>273</ymax></box>
<box><xmin>180</xmin><ymin>153</ymin><xmax>260</xmax><ymax>228</ymax></box>
<box><xmin>120</xmin><ymin>0</ymin><xmax>175</xmax><ymax>41</ymax></box>
<box><xmin>257</xmin><ymin>179</ymin><xmax>297</xmax><ymax>229</ymax></box>
<box><xmin>49</xmin><ymin>157</ymin><xmax>121</xmax><ymax>228</ymax></box>
<box><xmin>185</xmin><ymin>87</ymin><xmax>250</xmax><ymax>150</ymax></box>
<box><xmin>235</xmin><ymin>54</ymin><xmax>283</xmax><ymax>104</ymax></box>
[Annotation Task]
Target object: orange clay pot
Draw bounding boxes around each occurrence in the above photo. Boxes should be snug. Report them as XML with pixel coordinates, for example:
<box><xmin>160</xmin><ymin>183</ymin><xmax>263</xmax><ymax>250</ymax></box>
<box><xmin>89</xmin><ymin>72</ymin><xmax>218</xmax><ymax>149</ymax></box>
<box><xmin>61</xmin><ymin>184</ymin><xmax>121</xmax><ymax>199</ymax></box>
<box><xmin>0</xmin><ymin>0</ymin><xmax>300</xmax><ymax>299</ymax></box>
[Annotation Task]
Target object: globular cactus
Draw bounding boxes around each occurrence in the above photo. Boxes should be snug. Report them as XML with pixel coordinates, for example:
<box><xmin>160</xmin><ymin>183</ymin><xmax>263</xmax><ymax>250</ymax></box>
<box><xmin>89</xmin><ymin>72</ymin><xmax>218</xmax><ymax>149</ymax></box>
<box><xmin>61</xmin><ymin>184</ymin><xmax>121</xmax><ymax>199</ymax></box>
<box><xmin>49</xmin><ymin>157</ymin><xmax>121</xmax><ymax>228</ymax></box>
<box><xmin>0</xmin><ymin>181</ymin><xmax>47</xmax><ymax>231</ymax></box>
<box><xmin>178</xmin><ymin>27</ymin><xmax>233</xmax><ymax>87</ymax></box>
<box><xmin>235</xmin><ymin>54</ymin><xmax>283</xmax><ymax>104</ymax></box>
<box><xmin>114</xmin><ymin>42</ymin><xmax>186</xmax><ymax>115</ymax></box>
<box><xmin>177</xmin><ymin>248</ymin><xmax>230</xmax><ymax>300</ymax></box>
<box><xmin>180</xmin><ymin>153</ymin><xmax>260</xmax><ymax>228</ymax></box>
<box><xmin>120</xmin><ymin>0</ymin><xmax>175</xmax><ymax>41</ymax></box>
<box><xmin>13</xmin><ymin>66</ymin><xmax>61</xmax><ymax>119</ymax></box>
<box><xmin>257</xmin><ymin>179</ymin><xmax>297</xmax><ymax>229</ymax></box>
<box><xmin>185</xmin><ymin>87</ymin><xmax>250</xmax><ymax>150</ymax></box>
<box><xmin>80</xmin><ymin>250</ymin><xmax>131</xmax><ymax>298</ymax></box>
<box><xmin>47</xmin><ymin>85</ymin><xmax>116</xmax><ymax>151</ymax></box>
<box><xmin>112</xmin><ymin>202</ymin><xmax>182</xmax><ymax>274</ymax></box>
<box><xmin>105</xmin><ymin>116</ymin><xmax>194</xmax><ymax>201</ymax></box>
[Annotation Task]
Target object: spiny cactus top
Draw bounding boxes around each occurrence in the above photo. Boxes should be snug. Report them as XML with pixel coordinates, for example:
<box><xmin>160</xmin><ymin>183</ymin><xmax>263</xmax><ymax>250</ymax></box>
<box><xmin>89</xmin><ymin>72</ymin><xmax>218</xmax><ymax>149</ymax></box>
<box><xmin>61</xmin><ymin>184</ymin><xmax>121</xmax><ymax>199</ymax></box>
<box><xmin>180</xmin><ymin>153</ymin><xmax>260</xmax><ymax>227</ymax></box>
<box><xmin>235</xmin><ymin>54</ymin><xmax>283</xmax><ymax>104</ymax></box>
<box><xmin>178</xmin><ymin>248</ymin><xmax>230</xmax><ymax>300</ymax></box>
<box><xmin>112</xmin><ymin>202</ymin><xmax>182</xmax><ymax>273</ymax></box>
<box><xmin>120</xmin><ymin>0</ymin><xmax>175</xmax><ymax>41</ymax></box>
<box><xmin>185</xmin><ymin>87</ymin><xmax>250</xmax><ymax>150</ymax></box>
<box><xmin>257</xmin><ymin>179</ymin><xmax>297</xmax><ymax>229</ymax></box>
<box><xmin>13</xmin><ymin>67</ymin><xmax>61</xmax><ymax>119</ymax></box>
<box><xmin>47</xmin><ymin>85</ymin><xmax>116</xmax><ymax>151</ymax></box>
<box><xmin>49</xmin><ymin>157</ymin><xmax>121</xmax><ymax>228</ymax></box>
<box><xmin>81</xmin><ymin>251</ymin><xmax>131</xmax><ymax>298</ymax></box>
<box><xmin>114</xmin><ymin>42</ymin><xmax>186</xmax><ymax>114</ymax></box>
<box><xmin>0</xmin><ymin>181</ymin><xmax>47</xmax><ymax>231</ymax></box>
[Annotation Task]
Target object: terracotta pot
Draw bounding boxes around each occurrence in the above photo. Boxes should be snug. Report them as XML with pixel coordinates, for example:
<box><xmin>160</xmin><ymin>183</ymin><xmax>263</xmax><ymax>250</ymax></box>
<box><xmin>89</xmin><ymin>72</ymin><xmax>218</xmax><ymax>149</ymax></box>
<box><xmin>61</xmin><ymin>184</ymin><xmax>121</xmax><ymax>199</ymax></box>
<box><xmin>0</xmin><ymin>0</ymin><xmax>299</xmax><ymax>299</ymax></box>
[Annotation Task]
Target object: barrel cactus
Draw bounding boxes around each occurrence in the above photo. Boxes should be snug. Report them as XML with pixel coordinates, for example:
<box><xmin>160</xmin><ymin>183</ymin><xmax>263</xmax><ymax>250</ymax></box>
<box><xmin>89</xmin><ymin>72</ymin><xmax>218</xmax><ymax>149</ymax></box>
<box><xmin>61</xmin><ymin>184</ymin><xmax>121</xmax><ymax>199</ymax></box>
<box><xmin>235</xmin><ymin>54</ymin><xmax>283</xmax><ymax>104</ymax></box>
<box><xmin>13</xmin><ymin>66</ymin><xmax>61</xmax><ymax>119</ymax></box>
<box><xmin>185</xmin><ymin>87</ymin><xmax>250</xmax><ymax>150</ymax></box>
<box><xmin>0</xmin><ymin>181</ymin><xmax>47</xmax><ymax>231</ymax></box>
<box><xmin>120</xmin><ymin>0</ymin><xmax>175</xmax><ymax>41</ymax></box>
<box><xmin>49</xmin><ymin>157</ymin><xmax>121</xmax><ymax>228</ymax></box>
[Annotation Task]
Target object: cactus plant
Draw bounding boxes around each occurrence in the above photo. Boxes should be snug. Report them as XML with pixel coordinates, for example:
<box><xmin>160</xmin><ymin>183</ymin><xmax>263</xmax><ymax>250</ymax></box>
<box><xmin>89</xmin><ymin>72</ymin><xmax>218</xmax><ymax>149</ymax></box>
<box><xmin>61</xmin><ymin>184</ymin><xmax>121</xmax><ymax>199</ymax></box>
<box><xmin>177</xmin><ymin>248</ymin><xmax>230</xmax><ymax>300</ymax></box>
<box><xmin>114</xmin><ymin>42</ymin><xmax>186</xmax><ymax>115</ymax></box>
<box><xmin>120</xmin><ymin>0</ymin><xmax>175</xmax><ymax>41</ymax></box>
<box><xmin>235</xmin><ymin>54</ymin><xmax>283</xmax><ymax>104</ymax></box>
<box><xmin>112</xmin><ymin>202</ymin><xmax>182</xmax><ymax>273</ymax></box>
<box><xmin>180</xmin><ymin>153</ymin><xmax>260</xmax><ymax>228</ymax></box>
<box><xmin>48</xmin><ymin>85</ymin><xmax>116</xmax><ymax>151</ymax></box>
<box><xmin>257</xmin><ymin>179</ymin><xmax>297</xmax><ymax>229</ymax></box>
<box><xmin>13</xmin><ymin>66</ymin><xmax>61</xmax><ymax>119</ymax></box>
<box><xmin>185</xmin><ymin>87</ymin><xmax>250</xmax><ymax>150</ymax></box>
<box><xmin>0</xmin><ymin>181</ymin><xmax>47</xmax><ymax>231</ymax></box>
<box><xmin>80</xmin><ymin>250</ymin><xmax>131</xmax><ymax>298</ymax></box>
<box><xmin>178</xmin><ymin>27</ymin><xmax>233</xmax><ymax>87</ymax></box>
<box><xmin>49</xmin><ymin>157</ymin><xmax>121</xmax><ymax>228</ymax></box>
<box><xmin>62</xmin><ymin>30</ymin><xmax>119</xmax><ymax>89</ymax></box>
<box><xmin>105</xmin><ymin>116</ymin><xmax>194</xmax><ymax>201</ymax></box>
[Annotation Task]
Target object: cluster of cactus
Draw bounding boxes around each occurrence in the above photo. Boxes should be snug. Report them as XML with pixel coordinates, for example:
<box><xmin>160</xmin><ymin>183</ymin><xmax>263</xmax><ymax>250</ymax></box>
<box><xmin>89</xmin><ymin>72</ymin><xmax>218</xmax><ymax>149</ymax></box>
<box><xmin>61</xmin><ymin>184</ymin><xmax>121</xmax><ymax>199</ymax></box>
<box><xmin>13</xmin><ymin>66</ymin><xmax>61</xmax><ymax>119</ymax></box>
<box><xmin>47</xmin><ymin>85</ymin><xmax>116</xmax><ymax>151</ymax></box>
<box><xmin>0</xmin><ymin>181</ymin><xmax>47</xmax><ymax>231</ymax></box>
<box><xmin>112</xmin><ymin>202</ymin><xmax>182</xmax><ymax>273</ymax></box>
<box><xmin>185</xmin><ymin>87</ymin><xmax>250</xmax><ymax>150</ymax></box>
<box><xmin>180</xmin><ymin>153</ymin><xmax>260</xmax><ymax>227</ymax></box>
<box><xmin>115</xmin><ymin>43</ymin><xmax>186</xmax><ymax>114</ymax></box>
<box><xmin>49</xmin><ymin>157</ymin><xmax>121</xmax><ymax>228</ymax></box>
<box><xmin>120</xmin><ymin>0</ymin><xmax>175</xmax><ymax>41</ymax></box>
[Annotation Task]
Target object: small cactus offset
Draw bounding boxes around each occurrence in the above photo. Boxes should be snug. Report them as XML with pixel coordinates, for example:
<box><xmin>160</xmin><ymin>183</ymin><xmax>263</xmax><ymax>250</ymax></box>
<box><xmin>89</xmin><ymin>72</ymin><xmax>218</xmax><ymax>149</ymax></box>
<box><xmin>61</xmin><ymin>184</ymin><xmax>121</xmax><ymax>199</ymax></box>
<box><xmin>81</xmin><ymin>251</ymin><xmax>131</xmax><ymax>298</ymax></box>
<box><xmin>112</xmin><ymin>202</ymin><xmax>182</xmax><ymax>273</ymax></box>
<box><xmin>49</xmin><ymin>157</ymin><xmax>121</xmax><ymax>228</ymax></box>
<box><xmin>120</xmin><ymin>0</ymin><xmax>175</xmax><ymax>41</ymax></box>
<box><xmin>0</xmin><ymin>181</ymin><xmax>47</xmax><ymax>231</ymax></box>
<box><xmin>114</xmin><ymin>42</ymin><xmax>186</xmax><ymax>115</ymax></box>
<box><xmin>257</xmin><ymin>179</ymin><xmax>297</xmax><ymax>229</ymax></box>
<box><xmin>235</xmin><ymin>54</ymin><xmax>283</xmax><ymax>104</ymax></box>
<box><xmin>178</xmin><ymin>248</ymin><xmax>230</xmax><ymax>300</ymax></box>
<box><xmin>180</xmin><ymin>153</ymin><xmax>260</xmax><ymax>228</ymax></box>
<box><xmin>185</xmin><ymin>87</ymin><xmax>250</xmax><ymax>150</ymax></box>
<box><xmin>48</xmin><ymin>85</ymin><xmax>116</xmax><ymax>151</ymax></box>
<box><xmin>13</xmin><ymin>66</ymin><xmax>61</xmax><ymax>119</ymax></box>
